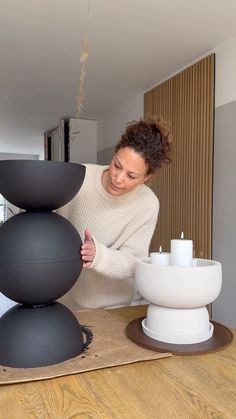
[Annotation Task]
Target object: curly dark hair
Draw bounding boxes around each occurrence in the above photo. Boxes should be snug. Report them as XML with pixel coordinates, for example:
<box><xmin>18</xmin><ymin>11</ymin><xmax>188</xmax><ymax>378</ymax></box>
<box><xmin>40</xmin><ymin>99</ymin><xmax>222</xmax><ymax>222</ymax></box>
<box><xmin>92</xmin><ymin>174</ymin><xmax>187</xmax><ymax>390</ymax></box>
<box><xmin>115</xmin><ymin>116</ymin><xmax>172</xmax><ymax>175</ymax></box>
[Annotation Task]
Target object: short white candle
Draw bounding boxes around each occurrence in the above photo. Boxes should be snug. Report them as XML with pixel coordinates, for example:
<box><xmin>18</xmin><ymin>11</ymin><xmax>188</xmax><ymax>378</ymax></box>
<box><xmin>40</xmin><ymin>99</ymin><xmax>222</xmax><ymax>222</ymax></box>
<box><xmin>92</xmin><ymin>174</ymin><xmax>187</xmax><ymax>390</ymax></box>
<box><xmin>170</xmin><ymin>232</ymin><xmax>193</xmax><ymax>266</ymax></box>
<box><xmin>151</xmin><ymin>246</ymin><xmax>170</xmax><ymax>266</ymax></box>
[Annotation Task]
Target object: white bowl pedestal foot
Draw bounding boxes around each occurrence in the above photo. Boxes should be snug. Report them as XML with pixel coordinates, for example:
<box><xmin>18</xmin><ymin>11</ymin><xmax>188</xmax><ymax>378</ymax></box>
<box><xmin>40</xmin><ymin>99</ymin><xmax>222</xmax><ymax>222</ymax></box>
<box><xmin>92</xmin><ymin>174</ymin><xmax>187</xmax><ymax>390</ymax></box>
<box><xmin>135</xmin><ymin>258</ymin><xmax>222</xmax><ymax>346</ymax></box>
<box><xmin>142</xmin><ymin>304</ymin><xmax>214</xmax><ymax>344</ymax></box>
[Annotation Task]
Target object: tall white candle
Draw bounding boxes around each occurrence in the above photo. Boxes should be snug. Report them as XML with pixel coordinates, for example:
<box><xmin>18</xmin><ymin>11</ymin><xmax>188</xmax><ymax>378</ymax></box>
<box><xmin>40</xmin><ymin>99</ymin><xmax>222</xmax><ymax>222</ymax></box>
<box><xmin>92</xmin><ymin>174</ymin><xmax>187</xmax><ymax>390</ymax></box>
<box><xmin>170</xmin><ymin>232</ymin><xmax>193</xmax><ymax>266</ymax></box>
<box><xmin>151</xmin><ymin>246</ymin><xmax>170</xmax><ymax>266</ymax></box>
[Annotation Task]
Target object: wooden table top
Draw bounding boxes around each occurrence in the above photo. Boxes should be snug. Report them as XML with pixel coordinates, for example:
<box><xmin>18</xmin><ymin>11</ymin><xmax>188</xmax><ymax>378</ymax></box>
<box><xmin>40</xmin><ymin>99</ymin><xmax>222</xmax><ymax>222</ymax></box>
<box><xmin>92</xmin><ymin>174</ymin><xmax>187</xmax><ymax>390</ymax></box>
<box><xmin>0</xmin><ymin>305</ymin><xmax>236</xmax><ymax>419</ymax></box>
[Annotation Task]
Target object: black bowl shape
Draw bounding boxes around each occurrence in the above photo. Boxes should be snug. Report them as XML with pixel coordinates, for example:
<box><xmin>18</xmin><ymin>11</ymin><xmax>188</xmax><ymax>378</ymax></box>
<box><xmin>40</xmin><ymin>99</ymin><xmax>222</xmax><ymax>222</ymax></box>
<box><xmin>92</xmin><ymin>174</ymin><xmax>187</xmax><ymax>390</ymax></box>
<box><xmin>0</xmin><ymin>302</ymin><xmax>88</xmax><ymax>368</ymax></box>
<box><xmin>0</xmin><ymin>212</ymin><xmax>83</xmax><ymax>305</ymax></box>
<box><xmin>0</xmin><ymin>160</ymin><xmax>85</xmax><ymax>210</ymax></box>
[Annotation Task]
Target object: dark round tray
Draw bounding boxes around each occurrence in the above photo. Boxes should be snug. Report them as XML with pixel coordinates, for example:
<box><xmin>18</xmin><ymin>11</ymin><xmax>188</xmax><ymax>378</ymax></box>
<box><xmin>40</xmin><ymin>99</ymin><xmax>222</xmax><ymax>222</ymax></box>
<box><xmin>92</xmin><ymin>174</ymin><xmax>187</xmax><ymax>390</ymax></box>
<box><xmin>126</xmin><ymin>317</ymin><xmax>233</xmax><ymax>355</ymax></box>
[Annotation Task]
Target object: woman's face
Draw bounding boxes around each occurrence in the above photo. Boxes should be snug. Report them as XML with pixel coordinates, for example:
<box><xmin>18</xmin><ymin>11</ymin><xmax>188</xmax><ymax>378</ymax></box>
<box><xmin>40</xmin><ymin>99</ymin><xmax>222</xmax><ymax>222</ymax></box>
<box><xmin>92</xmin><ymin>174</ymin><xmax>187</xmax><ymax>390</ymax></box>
<box><xmin>104</xmin><ymin>147</ymin><xmax>152</xmax><ymax>196</ymax></box>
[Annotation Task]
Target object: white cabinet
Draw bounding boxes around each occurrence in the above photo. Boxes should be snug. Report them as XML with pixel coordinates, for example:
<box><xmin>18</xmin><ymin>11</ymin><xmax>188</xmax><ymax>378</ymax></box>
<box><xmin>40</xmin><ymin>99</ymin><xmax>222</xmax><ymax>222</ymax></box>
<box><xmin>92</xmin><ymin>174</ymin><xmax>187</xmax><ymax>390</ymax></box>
<box><xmin>44</xmin><ymin>118</ymin><xmax>97</xmax><ymax>164</ymax></box>
<box><xmin>69</xmin><ymin>118</ymin><xmax>97</xmax><ymax>164</ymax></box>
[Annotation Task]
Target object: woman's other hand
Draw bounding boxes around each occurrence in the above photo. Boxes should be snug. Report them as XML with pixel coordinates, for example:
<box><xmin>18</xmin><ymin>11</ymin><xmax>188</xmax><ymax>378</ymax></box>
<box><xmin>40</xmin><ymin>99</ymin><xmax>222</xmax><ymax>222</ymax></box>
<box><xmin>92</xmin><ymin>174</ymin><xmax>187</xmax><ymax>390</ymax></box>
<box><xmin>81</xmin><ymin>227</ymin><xmax>96</xmax><ymax>268</ymax></box>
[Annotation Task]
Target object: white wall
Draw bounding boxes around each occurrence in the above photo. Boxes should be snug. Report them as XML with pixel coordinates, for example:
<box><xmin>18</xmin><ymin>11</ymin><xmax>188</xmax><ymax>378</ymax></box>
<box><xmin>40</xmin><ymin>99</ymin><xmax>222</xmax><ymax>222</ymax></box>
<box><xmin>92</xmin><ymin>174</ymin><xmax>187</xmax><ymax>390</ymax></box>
<box><xmin>212</xmin><ymin>36</ymin><xmax>236</xmax><ymax>328</ymax></box>
<box><xmin>0</xmin><ymin>137</ymin><xmax>44</xmax><ymax>160</ymax></box>
<box><xmin>214</xmin><ymin>34</ymin><xmax>236</xmax><ymax>107</ymax></box>
<box><xmin>0</xmin><ymin>152</ymin><xmax>38</xmax><ymax>160</ymax></box>
<box><xmin>0</xmin><ymin>114</ymin><xmax>59</xmax><ymax>160</ymax></box>
<box><xmin>98</xmin><ymin>94</ymin><xmax>143</xmax><ymax>151</ymax></box>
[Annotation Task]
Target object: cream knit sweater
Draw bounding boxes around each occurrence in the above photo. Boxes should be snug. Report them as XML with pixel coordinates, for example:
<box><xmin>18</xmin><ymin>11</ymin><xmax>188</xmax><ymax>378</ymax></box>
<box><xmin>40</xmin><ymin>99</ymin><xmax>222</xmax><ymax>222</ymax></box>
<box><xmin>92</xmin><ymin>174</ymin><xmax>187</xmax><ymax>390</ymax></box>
<box><xmin>59</xmin><ymin>164</ymin><xmax>159</xmax><ymax>309</ymax></box>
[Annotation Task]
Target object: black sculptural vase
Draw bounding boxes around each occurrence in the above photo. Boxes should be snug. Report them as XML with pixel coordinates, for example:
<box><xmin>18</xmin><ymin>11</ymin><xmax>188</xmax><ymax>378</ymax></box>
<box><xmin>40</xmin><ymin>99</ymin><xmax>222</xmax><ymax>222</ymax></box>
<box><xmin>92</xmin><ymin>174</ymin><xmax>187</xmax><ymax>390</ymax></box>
<box><xmin>0</xmin><ymin>159</ymin><xmax>85</xmax><ymax>210</ymax></box>
<box><xmin>0</xmin><ymin>211</ymin><xmax>82</xmax><ymax>304</ymax></box>
<box><xmin>0</xmin><ymin>160</ymin><xmax>89</xmax><ymax>368</ymax></box>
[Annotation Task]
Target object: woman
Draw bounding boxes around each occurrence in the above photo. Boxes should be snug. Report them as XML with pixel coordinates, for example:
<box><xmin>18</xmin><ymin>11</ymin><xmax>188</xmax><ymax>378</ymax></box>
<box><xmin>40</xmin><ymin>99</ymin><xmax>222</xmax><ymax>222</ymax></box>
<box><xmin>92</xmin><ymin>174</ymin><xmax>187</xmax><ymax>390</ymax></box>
<box><xmin>59</xmin><ymin>116</ymin><xmax>172</xmax><ymax>309</ymax></box>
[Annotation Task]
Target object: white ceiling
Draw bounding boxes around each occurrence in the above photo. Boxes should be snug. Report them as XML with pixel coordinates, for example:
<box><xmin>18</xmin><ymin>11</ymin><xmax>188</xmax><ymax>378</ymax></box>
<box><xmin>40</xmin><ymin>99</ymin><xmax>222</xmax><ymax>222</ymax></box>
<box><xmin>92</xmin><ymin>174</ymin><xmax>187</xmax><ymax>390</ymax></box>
<box><xmin>1</xmin><ymin>0</ymin><xmax>236</xmax><ymax>155</ymax></box>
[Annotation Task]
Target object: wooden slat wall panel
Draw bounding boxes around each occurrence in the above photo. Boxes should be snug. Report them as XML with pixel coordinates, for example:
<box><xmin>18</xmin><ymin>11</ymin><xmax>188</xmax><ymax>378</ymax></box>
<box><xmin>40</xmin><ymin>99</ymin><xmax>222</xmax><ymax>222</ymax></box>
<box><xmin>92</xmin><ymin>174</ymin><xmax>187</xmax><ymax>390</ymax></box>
<box><xmin>145</xmin><ymin>55</ymin><xmax>215</xmax><ymax>258</ymax></box>
<box><xmin>144</xmin><ymin>79</ymin><xmax>174</xmax><ymax>253</ymax></box>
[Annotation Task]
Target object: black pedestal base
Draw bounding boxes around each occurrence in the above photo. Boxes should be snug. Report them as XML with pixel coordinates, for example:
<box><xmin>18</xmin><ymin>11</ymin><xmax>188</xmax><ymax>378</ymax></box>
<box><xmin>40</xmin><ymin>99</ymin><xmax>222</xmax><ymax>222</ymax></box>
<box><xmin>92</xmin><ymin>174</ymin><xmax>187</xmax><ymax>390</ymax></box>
<box><xmin>126</xmin><ymin>317</ymin><xmax>233</xmax><ymax>356</ymax></box>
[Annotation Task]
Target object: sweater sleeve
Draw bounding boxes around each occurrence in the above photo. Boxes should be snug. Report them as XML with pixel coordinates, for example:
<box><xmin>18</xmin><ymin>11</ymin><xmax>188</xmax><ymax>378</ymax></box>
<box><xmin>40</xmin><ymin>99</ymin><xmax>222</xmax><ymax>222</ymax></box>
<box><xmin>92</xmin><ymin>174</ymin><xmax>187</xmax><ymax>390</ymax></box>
<box><xmin>90</xmin><ymin>201</ymin><xmax>159</xmax><ymax>280</ymax></box>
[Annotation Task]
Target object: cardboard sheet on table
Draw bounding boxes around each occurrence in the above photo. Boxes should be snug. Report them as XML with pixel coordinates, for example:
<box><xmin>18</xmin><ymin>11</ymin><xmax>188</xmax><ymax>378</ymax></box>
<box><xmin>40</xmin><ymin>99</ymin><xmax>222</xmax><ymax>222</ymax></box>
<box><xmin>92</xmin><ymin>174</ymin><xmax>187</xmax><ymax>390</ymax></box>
<box><xmin>0</xmin><ymin>308</ymin><xmax>171</xmax><ymax>384</ymax></box>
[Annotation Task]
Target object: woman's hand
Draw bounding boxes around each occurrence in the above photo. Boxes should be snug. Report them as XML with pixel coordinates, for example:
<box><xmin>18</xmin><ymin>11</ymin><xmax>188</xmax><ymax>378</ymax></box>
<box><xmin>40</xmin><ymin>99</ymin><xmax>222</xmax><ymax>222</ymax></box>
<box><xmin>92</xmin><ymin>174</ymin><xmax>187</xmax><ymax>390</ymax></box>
<box><xmin>81</xmin><ymin>227</ymin><xmax>96</xmax><ymax>268</ymax></box>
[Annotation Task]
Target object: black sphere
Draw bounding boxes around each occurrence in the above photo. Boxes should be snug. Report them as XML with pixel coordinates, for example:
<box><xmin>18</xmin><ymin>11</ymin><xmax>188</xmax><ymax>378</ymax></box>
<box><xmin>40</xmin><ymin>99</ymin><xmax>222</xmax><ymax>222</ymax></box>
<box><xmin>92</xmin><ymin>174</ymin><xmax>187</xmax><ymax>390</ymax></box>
<box><xmin>0</xmin><ymin>212</ymin><xmax>83</xmax><ymax>305</ymax></box>
<box><xmin>0</xmin><ymin>160</ymin><xmax>85</xmax><ymax>210</ymax></box>
<box><xmin>0</xmin><ymin>303</ymin><xmax>86</xmax><ymax>368</ymax></box>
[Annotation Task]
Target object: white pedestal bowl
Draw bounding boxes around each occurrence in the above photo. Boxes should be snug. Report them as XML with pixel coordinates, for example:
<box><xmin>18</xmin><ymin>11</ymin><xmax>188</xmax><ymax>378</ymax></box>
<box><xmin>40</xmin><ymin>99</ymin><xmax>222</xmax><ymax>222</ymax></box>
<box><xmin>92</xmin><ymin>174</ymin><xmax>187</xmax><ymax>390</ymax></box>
<box><xmin>135</xmin><ymin>258</ymin><xmax>222</xmax><ymax>344</ymax></box>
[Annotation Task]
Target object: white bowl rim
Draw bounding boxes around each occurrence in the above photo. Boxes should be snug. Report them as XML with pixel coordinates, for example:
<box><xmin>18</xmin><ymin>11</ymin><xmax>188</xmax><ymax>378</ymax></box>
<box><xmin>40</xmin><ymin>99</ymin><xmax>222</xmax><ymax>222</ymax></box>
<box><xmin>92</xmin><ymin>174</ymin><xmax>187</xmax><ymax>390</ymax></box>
<box><xmin>137</xmin><ymin>257</ymin><xmax>221</xmax><ymax>268</ymax></box>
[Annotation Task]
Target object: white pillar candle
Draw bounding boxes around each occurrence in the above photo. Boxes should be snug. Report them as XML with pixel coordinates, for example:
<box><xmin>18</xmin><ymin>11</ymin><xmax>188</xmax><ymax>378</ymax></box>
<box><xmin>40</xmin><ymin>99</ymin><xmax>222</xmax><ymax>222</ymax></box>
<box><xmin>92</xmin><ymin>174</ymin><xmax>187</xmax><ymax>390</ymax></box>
<box><xmin>151</xmin><ymin>246</ymin><xmax>170</xmax><ymax>266</ymax></box>
<box><xmin>170</xmin><ymin>232</ymin><xmax>193</xmax><ymax>266</ymax></box>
